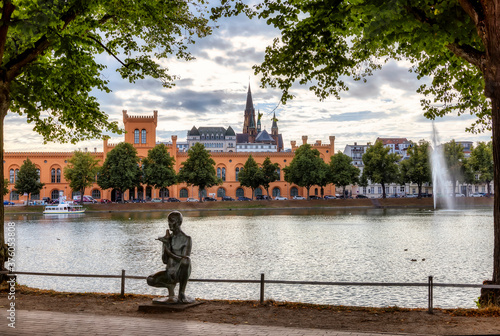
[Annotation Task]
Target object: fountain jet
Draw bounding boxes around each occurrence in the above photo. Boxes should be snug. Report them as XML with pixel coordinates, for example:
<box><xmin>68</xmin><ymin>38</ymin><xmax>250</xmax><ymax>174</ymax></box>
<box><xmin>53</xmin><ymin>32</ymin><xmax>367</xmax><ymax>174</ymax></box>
<box><xmin>431</xmin><ymin>124</ymin><xmax>455</xmax><ymax>209</ymax></box>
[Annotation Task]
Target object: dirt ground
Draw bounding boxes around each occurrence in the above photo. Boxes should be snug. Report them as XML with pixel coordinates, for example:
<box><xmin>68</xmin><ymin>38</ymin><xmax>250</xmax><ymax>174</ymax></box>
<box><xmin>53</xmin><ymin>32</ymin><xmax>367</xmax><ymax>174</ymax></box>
<box><xmin>1</xmin><ymin>285</ymin><xmax>499</xmax><ymax>335</ymax></box>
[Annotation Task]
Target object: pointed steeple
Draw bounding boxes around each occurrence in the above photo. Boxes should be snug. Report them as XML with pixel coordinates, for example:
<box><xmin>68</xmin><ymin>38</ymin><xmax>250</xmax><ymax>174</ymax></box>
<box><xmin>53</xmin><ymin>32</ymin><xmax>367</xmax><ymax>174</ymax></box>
<box><xmin>257</xmin><ymin>110</ymin><xmax>262</xmax><ymax>133</ymax></box>
<box><xmin>243</xmin><ymin>82</ymin><xmax>257</xmax><ymax>136</ymax></box>
<box><xmin>271</xmin><ymin>112</ymin><xmax>278</xmax><ymax>136</ymax></box>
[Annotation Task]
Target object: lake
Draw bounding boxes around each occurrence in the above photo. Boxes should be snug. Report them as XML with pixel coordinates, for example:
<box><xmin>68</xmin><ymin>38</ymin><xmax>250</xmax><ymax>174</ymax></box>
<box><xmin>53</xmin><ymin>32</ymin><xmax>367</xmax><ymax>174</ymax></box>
<box><xmin>8</xmin><ymin>207</ymin><xmax>493</xmax><ymax>308</ymax></box>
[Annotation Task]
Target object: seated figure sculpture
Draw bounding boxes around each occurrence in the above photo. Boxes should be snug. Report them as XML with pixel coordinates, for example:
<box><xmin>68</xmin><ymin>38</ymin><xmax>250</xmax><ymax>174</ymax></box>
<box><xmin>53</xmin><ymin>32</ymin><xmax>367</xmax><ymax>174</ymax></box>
<box><xmin>147</xmin><ymin>211</ymin><xmax>193</xmax><ymax>303</ymax></box>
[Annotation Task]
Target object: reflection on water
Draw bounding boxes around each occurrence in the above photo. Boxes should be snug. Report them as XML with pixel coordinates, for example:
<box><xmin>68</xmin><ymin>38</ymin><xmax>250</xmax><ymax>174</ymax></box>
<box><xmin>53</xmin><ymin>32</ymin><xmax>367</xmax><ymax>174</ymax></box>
<box><xmin>9</xmin><ymin>207</ymin><xmax>493</xmax><ymax>308</ymax></box>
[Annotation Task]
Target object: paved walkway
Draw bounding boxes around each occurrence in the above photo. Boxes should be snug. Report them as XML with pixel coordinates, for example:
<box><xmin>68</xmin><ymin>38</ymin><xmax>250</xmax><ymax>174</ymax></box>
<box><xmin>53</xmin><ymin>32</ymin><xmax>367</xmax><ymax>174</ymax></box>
<box><xmin>0</xmin><ymin>310</ymin><xmax>430</xmax><ymax>336</ymax></box>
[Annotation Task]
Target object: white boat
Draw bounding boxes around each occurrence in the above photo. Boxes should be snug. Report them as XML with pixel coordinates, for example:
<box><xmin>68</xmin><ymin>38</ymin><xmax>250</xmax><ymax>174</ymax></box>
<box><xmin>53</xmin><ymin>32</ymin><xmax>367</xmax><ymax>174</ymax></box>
<box><xmin>43</xmin><ymin>201</ymin><xmax>85</xmax><ymax>214</ymax></box>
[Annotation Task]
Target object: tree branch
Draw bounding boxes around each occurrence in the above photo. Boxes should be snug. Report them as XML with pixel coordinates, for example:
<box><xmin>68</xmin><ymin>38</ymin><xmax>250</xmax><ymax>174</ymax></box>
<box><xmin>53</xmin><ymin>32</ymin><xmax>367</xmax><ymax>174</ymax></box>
<box><xmin>457</xmin><ymin>0</ymin><xmax>485</xmax><ymax>25</ymax></box>
<box><xmin>5</xmin><ymin>6</ymin><xmax>80</xmax><ymax>81</ymax></box>
<box><xmin>87</xmin><ymin>35</ymin><xmax>127</xmax><ymax>68</ymax></box>
<box><xmin>0</xmin><ymin>1</ymin><xmax>15</xmax><ymax>71</ymax></box>
<box><xmin>446</xmin><ymin>41</ymin><xmax>486</xmax><ymax>70</ymax></box>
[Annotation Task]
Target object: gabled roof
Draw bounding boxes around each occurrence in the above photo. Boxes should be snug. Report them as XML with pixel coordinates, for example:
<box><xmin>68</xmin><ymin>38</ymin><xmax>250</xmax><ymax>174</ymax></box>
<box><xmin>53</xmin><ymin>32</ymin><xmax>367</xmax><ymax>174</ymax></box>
<box><xmin>226</xmin><ymin>126</ymin><xmax>236</xmax><ymax>136</ymax></box>
<box><xmin>188</xmin><ymin>126</ymin><xmax>200</xmax><ymax>136</ymax></box>
<box><xmin>255</xmin><ymin>129</ymin><xmax>275</xmax><ymax>143</ymax></box>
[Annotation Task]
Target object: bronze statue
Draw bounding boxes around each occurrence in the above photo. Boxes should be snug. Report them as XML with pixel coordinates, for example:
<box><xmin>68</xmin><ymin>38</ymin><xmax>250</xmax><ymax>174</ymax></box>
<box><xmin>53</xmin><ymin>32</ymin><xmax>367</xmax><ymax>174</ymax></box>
<box><xmin>147</xmin><ymin>211</ymin><xmax>193</xmax><ymax>304</ymax></box>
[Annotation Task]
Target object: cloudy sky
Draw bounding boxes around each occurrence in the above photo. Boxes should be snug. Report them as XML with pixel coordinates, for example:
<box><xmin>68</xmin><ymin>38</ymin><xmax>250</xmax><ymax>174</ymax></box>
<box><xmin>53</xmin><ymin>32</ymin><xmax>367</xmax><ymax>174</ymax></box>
<box><xmin>4</xmin><ymin>6</ymin><xmax>492</xmax><ymax>153</ymax></box>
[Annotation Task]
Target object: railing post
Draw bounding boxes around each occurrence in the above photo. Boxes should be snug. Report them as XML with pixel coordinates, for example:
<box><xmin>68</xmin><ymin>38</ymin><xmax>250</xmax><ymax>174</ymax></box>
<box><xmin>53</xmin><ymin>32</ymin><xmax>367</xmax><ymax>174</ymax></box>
<box><xmin>121</xmin><ymin>269</ymin><xmax>126</xmax><ymax>296</ymax></box>
<box><xmin>260</xmin><ymin>273</ymin><xmax>265</xmax><ymax>304</ymax></box>
<box><xmin>428</xmin><ymin>275</ymin><xmax>433</xmax><ymax>314</ymax></box>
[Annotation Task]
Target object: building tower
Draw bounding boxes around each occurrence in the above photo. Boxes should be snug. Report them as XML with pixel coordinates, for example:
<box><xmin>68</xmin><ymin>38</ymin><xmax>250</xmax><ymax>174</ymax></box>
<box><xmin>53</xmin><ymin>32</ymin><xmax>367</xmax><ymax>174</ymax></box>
<box><xmin>271</xmin><ymin>112</ymin><xmax>278</xmax><ymax>136</ymax></box>
<box><xmin>243</xmin><ymin>84</ymin><xmax>257</xmax><ymax>137</ymax></box>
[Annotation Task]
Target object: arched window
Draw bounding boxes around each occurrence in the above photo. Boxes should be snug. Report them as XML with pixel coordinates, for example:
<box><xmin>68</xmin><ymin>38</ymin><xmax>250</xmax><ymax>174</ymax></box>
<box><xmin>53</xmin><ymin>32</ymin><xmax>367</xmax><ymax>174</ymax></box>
<box><xmin>10</xmin><ymin>190</ymin><xmax>19</xmax><ymax>201</ymax></box>
<box><xmin>141</xmin><ymin>129</ymin><xmax>147</xmax><ymax>144</ymax></box>
<box><xmin>31</xmin><ymin>193</ymin><xmax>40</xmax><ymax>200</ymax></box>
<box><xmin>290</xmin><ymin>187</ymin><xmax>299</xmax><ymax>197</ymax></box>
<box><xmin>272</xmin><ymin>187</ymin><xmax>281</xmax><ymax>197</ymax></box>
<box><xmin>255</xmin><ymin>187</ymin><xmax>263</xmax><ymax>196</ymax></box>
<box><xmin>92</xmin><ymin>189</ymin><xmax>101</xmax><ymax>199</ymax></box>
<box><xmin>314</xmin><ymin>188</ymin><xmax>319</xmax><ymax>196</ymax></box>
<box><xmin>236</xmin><ymin>188</ymin><xmax>244</xmax><ymax>197</ymax></box>
<box><xmin>179</xmin><ymin>188</ymin><xmax>188</xmax><ymax>198</ymax></box>
<box><xmin>134</xmin><ymin>129</ymin><xmax>140</xmax><ymax>143</ymax></box>
<box><xmin>276</xmin><ymin>168</ymin><xmax>281</xmax><ymax>181</ymax></box>
<box><xmin>160</xmin><ymin>188</ymin><xmax>169</xmax><ymax>198</ymax></box>
<box><xmin>9</xmin><ymin>169</ymin><xmax>14</xmax><ymax>183</ymax></box>
<box><xmin>15</xmin><ymin>169</ymin><xmax>19</xmax><ymax>182</ymax></box>
<box><xmin>51</xmin><ymin>189</ymin><xmax>60</xmax><ymax>200</ymax></box>
<box><xmin>36</xmin><ymin>168</ymin><xmax>40</xmax><ymax>182</ymax></box>
<box><xmin>217</xmin><ymin>167</ymin><xmax>221</xmax><ymax>179</ymax></box>
<box><xmin>56</xmin><ymin>169</ymin><xmax>61</xmax><ymax>183</ymax></box>
<box><xmin>51</xmin><ymin>168</ymin><xmax>56</xmax><ymax>183</ymax></box>
<box><xmin>235</xmin><ymin>167</ymin><xmax>240</xmax><ymax>181</ymax></box>
<box><xmin>217</xmin><ymin>187</ymin><xmax>225</xmax><ymax>197</ymax></box>
<box><xmin>222</xmin><ymin>168</ymin><xmax>226</xmax><ymax>182</ymax></box>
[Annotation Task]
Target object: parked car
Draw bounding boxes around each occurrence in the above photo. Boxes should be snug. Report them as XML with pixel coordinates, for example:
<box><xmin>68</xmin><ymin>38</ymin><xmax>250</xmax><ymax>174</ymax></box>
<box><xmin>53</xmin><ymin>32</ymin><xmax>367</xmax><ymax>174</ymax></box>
<box><xmin>455</xmin><ymin>193</ymin><xmax>466</xmax><ymax>197</ymax></box>
<box><xmin>356</xmin><ymin>194</ymin><xmax>369</xmax><ymax>199</ymax></box>
<box><xmin>255</xmin><ymin>195</ymin><xmax>271</xmax><ymax>200</ymax></box>
<box><xmin>204</xmin><ymin>197</ymin><xmax>217</xmax><ymax>202</ymax></box>
<box><xmin>131</xmin><ymin>198</ymin><xmax>146</xmax><ymax>203</ymax></box>
<box><xmin>73</xmin><ymin>195</ymin><xmax>98</xmax><ymax>203</ymax></box>
<box><xmin>100</xmin><ymin>199</ymin><xmax>111</xmax><ymax>204</ymax></box>
<box><xmin>151</xmin><ymin>198</ymin><xmax>162</xmax><ymax>203</ymax></box>
<box><xmin>309</xmin><ymin>195</ymin><xmax>321</xmax><ymax>200</ymax></box>
<box><xmin>186</xmin><ymin>197</ymin><xmax>199</xmax><ymax>202</ymax></box>
<box><xmin>292</xmin><ymin>195</ymin><xmax>306</xmax><ymax>200</ymax></box>
<box><xmin>275</xmin><ymin>196</ymin><xmax>288</xmax><ymax>200</ymax></box>
<box><xmin>323</xmin><ymin>195</ymin><xmax>336</xmax><ymax>200</ymax></box>
<box><xmin>167</xmin><ymin>197</ymin><xmax>181</xmax><ymax>202</ymax></box>
<box><xmin>237</xmin><ymin>196</ymin><xmax>252</xmax><ymax>201</ymax></box>
<box><xmin>3</xmin><ymin>200</ymin><xmax>14</xmax><ymax>205</ymax></box>
<box><xmin>221</xmin><ymin>196</ymin><xmax>235</xmax><ymax>201</ymax></box>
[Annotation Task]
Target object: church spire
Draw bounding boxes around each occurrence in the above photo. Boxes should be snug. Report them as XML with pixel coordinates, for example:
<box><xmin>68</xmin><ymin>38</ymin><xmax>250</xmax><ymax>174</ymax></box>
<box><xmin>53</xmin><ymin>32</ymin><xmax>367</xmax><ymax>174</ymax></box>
<box><xmin>271</xmin><ymin>112</ymin><xmax>278</xmax><ymax>136</ymax></box>
<box><xmin>243</xmin><ymin>83</ymin><xmax>256</xmax><ymax>135</ymax></box>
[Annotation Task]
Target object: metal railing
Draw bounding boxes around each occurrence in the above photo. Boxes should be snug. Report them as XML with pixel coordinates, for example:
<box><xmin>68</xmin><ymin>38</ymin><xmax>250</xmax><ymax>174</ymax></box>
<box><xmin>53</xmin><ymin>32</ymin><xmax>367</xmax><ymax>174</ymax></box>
<box><xmin>3</xmin><ymin>270</ymin><xmax>500</xmax><ymax>314</ymax></box>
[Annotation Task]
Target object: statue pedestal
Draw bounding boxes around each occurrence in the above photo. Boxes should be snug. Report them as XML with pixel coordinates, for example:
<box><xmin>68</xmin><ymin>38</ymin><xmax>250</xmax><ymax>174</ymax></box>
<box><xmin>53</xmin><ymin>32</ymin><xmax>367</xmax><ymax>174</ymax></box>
<box><xmin>138</xmin><ymin>300</ymin><xmax>203</xmax><ymax>312</ymax></box>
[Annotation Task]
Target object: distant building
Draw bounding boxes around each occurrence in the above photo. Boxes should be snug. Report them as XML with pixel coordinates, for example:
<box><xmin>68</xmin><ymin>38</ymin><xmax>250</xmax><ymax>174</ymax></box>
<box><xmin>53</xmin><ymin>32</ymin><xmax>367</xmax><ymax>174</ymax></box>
<box><xmin>376</xmin><ymin>137</ymin><xmax>411</xmax><ymax>160</ymax></box>
<box><xmin>186</xmin><ymin>126</ymin><xmax>236</xmax><ymax>152</ymax></box>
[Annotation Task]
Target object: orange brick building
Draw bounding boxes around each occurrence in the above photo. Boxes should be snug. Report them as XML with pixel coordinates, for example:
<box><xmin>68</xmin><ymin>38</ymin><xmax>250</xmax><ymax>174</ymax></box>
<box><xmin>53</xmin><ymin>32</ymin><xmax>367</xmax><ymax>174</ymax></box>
<box><xmin>4</xmin><ymin>110</ymin><xmax>336</xmax><ymax>203</ymax></box>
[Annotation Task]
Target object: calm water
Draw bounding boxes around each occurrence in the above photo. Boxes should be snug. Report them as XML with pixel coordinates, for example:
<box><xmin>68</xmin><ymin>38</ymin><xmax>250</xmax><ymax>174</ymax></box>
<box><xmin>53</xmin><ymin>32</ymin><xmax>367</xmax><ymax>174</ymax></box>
<box><xmin>8</xmin><ymin>207</ymin><xmax>493</xmax><ymax>308</ymax></box>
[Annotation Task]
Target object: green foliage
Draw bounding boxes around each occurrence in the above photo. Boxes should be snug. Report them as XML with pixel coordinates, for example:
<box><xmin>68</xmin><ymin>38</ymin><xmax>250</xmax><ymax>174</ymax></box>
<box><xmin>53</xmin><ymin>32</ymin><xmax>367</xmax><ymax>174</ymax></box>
<box><xmin>14</xmin><ymin>158</ymin><xmax>44</xmax><ymax>201</ymax></box>
<box><xmin>283</xmin><ymin>144</ymin><xmax>327</xmax><ymax>198</ymax></box>
<box><xmin>63</xmin><ymin>151</ymin><xmax>100</xmax><ymax>202</ymax></box>
<box><xmin>469</xmin><ymin>141</ymin><xmax>494</xmax><ymax>194</ymax></box>
<box><xmin>329</xmin><ymin>151</ymin><xmax>360</xmax><ymax>196</ymax></box>
<box><xmin>261</xmin><ymin>157</ymin><xmax>279</xmax><ymax>197</ymax></box>
<box><xmin>399</xmin><ymin>142</ymin><xmax>431</xmax><ymax>198</ymax></box>
<box><xmin>177</xmin><ymin>143</ymin><xmax>221</xmax><ymax>201</ymax></box>
<box><xmin>444</xmin><ymin>140</ymin><xmax>465</xmax><ymax>195</ymax></box>
<box><xmin>361</xmin><ymin>141</ymin><xmax>399</xmax><ymax>199</ymax></box>
<box><xmin>97</xmin><ymin>142</ymin><xmax>141</xmax><ymax>199</ymax></box>
<box><xmin>224</xmin><ymin>0</ymin><xmax>492</xmax><ymax>132</ymax></box>
<box><xmin>142</xmin><ymin>144</ymin><xmax>176</xmax><ymax>202</ymax></box>
<box><xmin>238</xmin><ymin>155</ymin><xmax>264</xmax><ymax>199</ymax></box>
<box><xmin>2</xmin><ymin>0</ymin><xmax>214</xmax><ymax>143</ymax></box>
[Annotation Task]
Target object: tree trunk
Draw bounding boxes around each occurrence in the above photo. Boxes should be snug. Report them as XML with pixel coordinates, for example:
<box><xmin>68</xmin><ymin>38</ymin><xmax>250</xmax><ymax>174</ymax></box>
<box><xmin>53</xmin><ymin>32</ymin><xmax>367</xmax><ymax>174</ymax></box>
<box><xmin>306</xmin><ymin>186</ymin><xmax>310</xmax><ymax>199</ymax></box>
<box><xmin>381</xmin><ymin>182</ymin><xmax>386</xmax><ymax>199</ymax></box>
<box><xmin>417</xmin><ymin>183</ymin><xmax>422</xmax><ymax>199</ymax></box>
<box><xmin>0</xmin><ymin>82</ymin><xmax>9</xmax><ymax>282</ymax></box>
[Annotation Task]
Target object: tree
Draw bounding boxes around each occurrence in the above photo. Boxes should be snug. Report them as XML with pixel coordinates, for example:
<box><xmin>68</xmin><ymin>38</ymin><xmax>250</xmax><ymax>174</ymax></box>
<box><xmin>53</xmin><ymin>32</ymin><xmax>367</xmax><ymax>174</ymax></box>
<box><xmin>444</xmin><ymin>140</ymin><xmax>465</xmax><ymax>197</ymax></box>
<box><xmin>3</xmin><ymin>179</ymin><xmax>7</xmax><ymax>196</ymax></box>
<box><xmin>142</xmin><ymin>144</ymin><xmax>176</xmax><ymax>202</ymax></box>
<box><xmin>238</xmin><ymin>155</ymin><xmax>263</xmax><ymax>199</ymax></box>
<box><xmin>177</xmin><ymin>143</ymin><xmax>221</xmax><ymax>201</ymax></box>
<box><xmin>219</xmin><ymin>0</ymin><xmax>500</xmax><ymax>289</ymax></box>
<box><xmin>329</xmin><ymin>152</ymin><xmax>360</xmax><ymax>198</ymax></box>
<box><xmin>283</xmin><ymin>144</ymin><xmax>326</xmax><ymax>199</ymax></box>
<box><xmin>260</xmin><ymin>157</ymin><xmax>279</xmax><ymax>198</ymax></box>
<box><xmin>400</xmin><ymin>142</ymin><xmax>432</xmax><ymax>199</ymax></box>
<box><xmin>0</xmin><ymin>1</ymin><xmax>216</xmax><ymax>281</ymax></box>
<box><xmin>361</xmin><ymin>141</ymin><xmax>400</xmax><ymax>199</ymax></box>
<box><xmin>64</xmin><ymin>151</ymin><xmax>100</xmax><ymax>204</ymax></box>
<box><xmin>14</xmin><ymin>158</ymin><xmax>44</xmax><ymax>203</ymax></box>
<box><xmin>469</xmin><ymin>141</ymin><xmax>494</xmax><ymax>196</ymax></box>
<box><xmin>97</xmin><ymin>143</ymin><xmax>141</xmax><ymax>202</ymax></box>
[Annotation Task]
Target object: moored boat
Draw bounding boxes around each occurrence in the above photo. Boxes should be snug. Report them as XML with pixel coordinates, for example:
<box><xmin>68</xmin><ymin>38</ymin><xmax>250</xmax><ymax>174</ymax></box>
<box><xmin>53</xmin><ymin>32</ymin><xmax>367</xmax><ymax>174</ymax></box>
<box><xmin>43</xmin><ymin>201</ymin><xmax>85</xmax><ymax>214</ymax></box>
